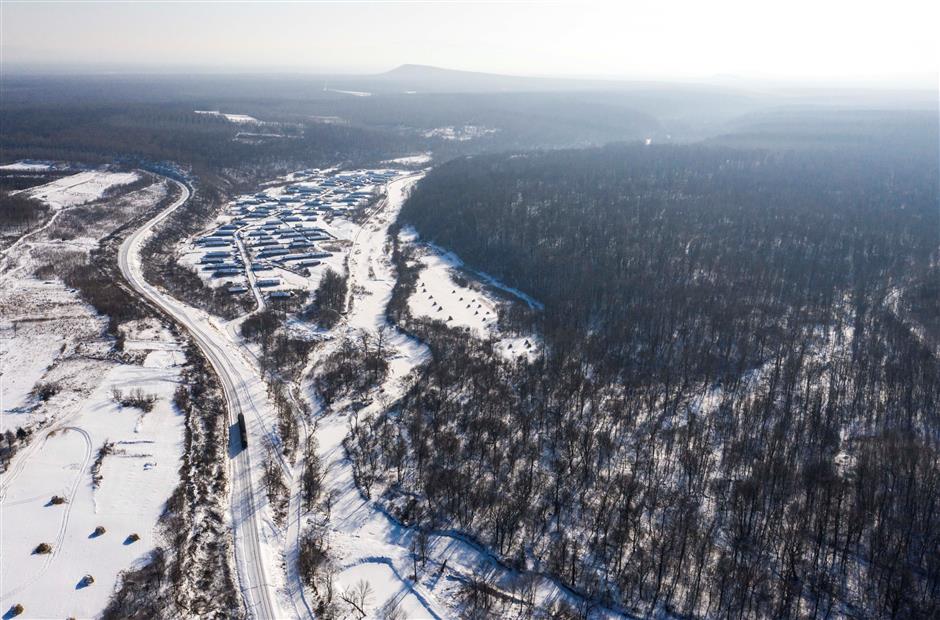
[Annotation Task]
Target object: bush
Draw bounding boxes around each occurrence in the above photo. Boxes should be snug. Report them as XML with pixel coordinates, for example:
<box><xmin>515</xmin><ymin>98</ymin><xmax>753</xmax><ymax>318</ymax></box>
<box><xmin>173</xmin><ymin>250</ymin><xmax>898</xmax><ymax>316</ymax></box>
<box><xmin>32</xmin><ymin>381</ymin><xmax>59</xmax><ymax>402</ymax></box>
<box><xmin>298</xmin><ymin>526</ymin><xmax>330</xmax><ymax>588</ymax></box>
<box><xmin>112</xmin><ymin>387</ymin><xmax>157</xmax><ymax>413</ymax></box>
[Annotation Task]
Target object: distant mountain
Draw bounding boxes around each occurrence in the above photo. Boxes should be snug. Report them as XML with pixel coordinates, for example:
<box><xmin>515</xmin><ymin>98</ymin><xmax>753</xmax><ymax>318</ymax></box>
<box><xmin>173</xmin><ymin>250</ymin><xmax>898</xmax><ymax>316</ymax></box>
<box><xmin>342</xmin><ymin>63</ymin><xmax>750</xmax><ymax>96</ymax></box>
<box><xmin>369</xmin><ymin>64</ymin><xmax>549</xmax><ymax>92</ymax></box>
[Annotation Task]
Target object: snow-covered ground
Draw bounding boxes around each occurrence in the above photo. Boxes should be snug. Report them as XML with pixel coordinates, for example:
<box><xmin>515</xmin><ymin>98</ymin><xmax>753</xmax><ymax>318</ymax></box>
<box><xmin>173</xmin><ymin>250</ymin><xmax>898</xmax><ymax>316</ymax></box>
<box><xmin>0</xmin><ymin>160</ymin><xmax>57</xmax><ymax>171</ymax></box>
<box><xmin>422</xmin><ymin>125</ymin><xmax>498</xmax><ymax>141</ymax></box>
<box><xmin>0</xmin><ymin>173</ymin><xmax>188</xmax><ymax>619</ymax></box>
<box><xmin>406</xmin><ymin>245</ymin><xmax>497</xmax><ymax>332</ymax></box>
<box><xmin>383</xmin><ymin>153</ymin><xmax>432</xmax><ymax>166</ymax></box>
<box><xmin>2</xmin><ymin>161</ymin><xmax>585</xmax><ymax>618</ymax></box>
<box><xmin>194</xmin><ymin>110</ymin><xmax>260</xmax><ymax>124</ymax></box>
<box><xmin>324</xmin><ymin>88</ymin><xmax>372</xmax><ymax>97</ymax></box>
<box><xmin>399</xmin><ymin>228</ymin><xmax>541</xmax><ymax>359</ymax></box>
<box><xmin>22</xmin><ymin>170</ymin><xmax>139</xmax><ymax>209</ymax></box>
<box><xmin>0</xmin><ymin>278</ymin><xmax>107</xmax><ymax>417</ymax></box>
<box><xmin>0</xmin><ymin>320</ymin><xmax>185</xmax><ymax>619</ymax></box>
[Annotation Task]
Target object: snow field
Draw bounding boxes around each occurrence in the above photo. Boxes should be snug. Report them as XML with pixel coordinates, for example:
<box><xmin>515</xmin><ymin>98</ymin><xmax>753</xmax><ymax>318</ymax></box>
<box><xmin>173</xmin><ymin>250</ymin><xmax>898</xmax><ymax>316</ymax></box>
<box><xmin>383</xmin><ymin>154</ymin><xmax>432</xmax><ymax>166</ymax></box>
<box><xmin>399</xmin><ymin>228</ymin><xmax>541</xmax><ymax>360</ymax></box>
<box><xmin>0</xmin><ymin>161</ymin><xmax>57</xmax><ymax>171</ymax></box>
<box><xmin>334</xmin><ymin>559</ymin><xmax>436</xmax><ymax>619</ymax></box>
<box><xmin>407</xmin><ymin>249</ymin><xmax>499</xmax><ymax>334</ymax></box>
<box><xmin>24</xmin><ymin>170</ymin><xmax>139</xmax><ymax>209</ymax></box>
<box><xmin>1</xmin><ymin>175</ymin><xmax>188</xmax><ymax>619</ymax></box>
<box><xmin>0</xmin><ymin>320</ymin><xmax>185</xmax><ymax>619</ymax></box>
<box><xmin>0</xmin><ymin>277</ymin><xmax>109</xmax><ymax>416</ymax></box>
<box><xmin>194</xmin><ymin>110</ymin><xmax>260</xmax><ymax>124</ymax></box>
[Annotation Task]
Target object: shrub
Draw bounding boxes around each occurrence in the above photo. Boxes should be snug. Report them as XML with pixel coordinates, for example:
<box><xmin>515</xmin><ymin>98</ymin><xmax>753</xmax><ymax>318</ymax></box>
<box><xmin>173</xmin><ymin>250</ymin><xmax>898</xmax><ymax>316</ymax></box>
<box><xmin>32</xmin><ymin>381</ymin><xmax>60</xmax><ymax>402</ymax></box>
<box><xmin>112</xmin><ymin>387</ymin><xmax>158</xmax><ymax>413</ymax></box>
<box><xmin>33</xmin><ymin>542</ymin><xmax>52</xmax><ymax>554</ymax></box>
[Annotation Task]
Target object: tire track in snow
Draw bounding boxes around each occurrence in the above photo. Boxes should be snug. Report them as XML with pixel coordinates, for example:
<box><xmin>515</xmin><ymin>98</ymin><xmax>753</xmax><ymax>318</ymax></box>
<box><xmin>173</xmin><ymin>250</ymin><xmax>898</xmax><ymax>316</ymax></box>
<box><xmin>0</xmin><ymin>426</ymin><xmax>92</xmax><ymax>602</ymax></box>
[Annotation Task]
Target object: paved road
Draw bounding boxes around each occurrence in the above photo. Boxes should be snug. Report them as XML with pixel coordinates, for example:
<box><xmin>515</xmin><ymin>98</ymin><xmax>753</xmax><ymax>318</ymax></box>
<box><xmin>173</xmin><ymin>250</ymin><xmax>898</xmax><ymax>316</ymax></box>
<box><xmin>117</xmin><ymin>179</ymin><xmax>282</xmax><ymax>620</ymax></box>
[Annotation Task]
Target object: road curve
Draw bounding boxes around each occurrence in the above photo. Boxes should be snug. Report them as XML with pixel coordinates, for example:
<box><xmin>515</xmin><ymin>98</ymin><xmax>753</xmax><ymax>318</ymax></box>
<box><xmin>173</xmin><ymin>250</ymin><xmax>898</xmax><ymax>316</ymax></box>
<box><xmin>117</xmin><ymin>178</ymin><xmax>282</xmax><ymax>619</ymax></box>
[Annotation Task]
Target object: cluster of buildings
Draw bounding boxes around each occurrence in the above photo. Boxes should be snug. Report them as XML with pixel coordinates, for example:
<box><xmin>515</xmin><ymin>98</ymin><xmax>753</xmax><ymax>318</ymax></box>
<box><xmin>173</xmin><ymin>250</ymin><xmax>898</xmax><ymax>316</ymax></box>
<box><xmin>188</xmin><ymin>169</ymin><xmax>399</xmax><ymax>300</ymax></box>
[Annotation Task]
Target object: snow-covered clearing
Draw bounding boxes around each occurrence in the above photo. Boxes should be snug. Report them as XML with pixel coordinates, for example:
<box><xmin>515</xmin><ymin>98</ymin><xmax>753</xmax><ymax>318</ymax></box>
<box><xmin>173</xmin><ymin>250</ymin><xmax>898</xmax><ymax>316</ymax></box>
<box><xmin>0</xmin><ymin>316</ymin><xmax>185</xmax><ymax>619</ymax></box>
<box><xmin>324</xmin><ymin>88</ymin><xmax>372</xmax><ymax>97</ymax></box>
<box><xmin>0</xmin><ymin>278</ymin><xmax>106</xmax><ymax>416</ymax></box>
<box><xmin>334</xmin><ymin>561</ymin><xmax>434</xmax><ymax>619</ymax></box>
<box><xmin>398</xmin><ymin>227</ymin><xmax>541</xmax><ymax>359</ymax></box>
<box><xmin>194</xmin><ymin>110</ymin><xmax>260</xmax><ymax>124</ymax></box>
<box><xmin>0</xmin><ymin>178</ymin><xmax>168</xmax><ymax>282</ymax></box>
<box><xmin>23</xmin><ymin>170</ymin><xmax>139</xmax><ymax>209</ymax></box>
<box><xmin>0</xmin><ymin>161</ymin><xmax>56</xmax><ymax>172</ymax></box>
<box><xmin>422</xmin><ymin>125</ymin><xmax>498</xmax><ymax>141</ymax></box>
<box><xmin>406</xmin><ymin>244</ymin><xmax>500</xmax><ymax>333</ymax></box>
<box><xmin>0</xmin><ymin>174</ymin><xmax>188</xmax><ymax>619</ymax></box>
<box><xmin>383</xmin><ymin>153</ymin><xmax>432</xmax><ymax>166</ymax></box>
<box><xmin>309</xmin><ymin>115</ymin><xmax>347</xmax><ymax>125</ymax></box>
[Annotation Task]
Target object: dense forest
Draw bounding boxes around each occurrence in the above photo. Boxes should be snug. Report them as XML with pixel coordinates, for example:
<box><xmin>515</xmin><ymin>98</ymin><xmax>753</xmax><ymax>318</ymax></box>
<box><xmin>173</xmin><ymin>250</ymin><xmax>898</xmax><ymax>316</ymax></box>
<box><xmin>0</xmin><ymin>103</ymin><xmax>414</xmax><ymax>178</ymax></box>
<box><xmin>347</xmin><ymin>134</ymin><xmax>940</xmax><ymax>617</ymax></box>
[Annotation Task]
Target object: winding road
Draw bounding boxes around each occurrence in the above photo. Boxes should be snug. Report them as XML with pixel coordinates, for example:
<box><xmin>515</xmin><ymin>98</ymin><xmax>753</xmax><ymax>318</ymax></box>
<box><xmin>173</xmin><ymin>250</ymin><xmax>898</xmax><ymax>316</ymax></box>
<box><xmin>117</xmin><ymin>179</ymin><xmax>283</xmax><ymax>619</ymax></box>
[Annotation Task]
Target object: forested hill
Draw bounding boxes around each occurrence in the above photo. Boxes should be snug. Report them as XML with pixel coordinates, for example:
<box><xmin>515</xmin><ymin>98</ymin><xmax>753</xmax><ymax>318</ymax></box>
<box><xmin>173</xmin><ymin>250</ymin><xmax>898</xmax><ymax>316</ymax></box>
<box><xmin>360</xmin><ymin>137</ymin><xmax>940</xmax><ymax>617</ymax></box>
<box><xmin>401</xmin><ymin>142</ymin><xmax>938</xmax><ymax>380</ymax></box>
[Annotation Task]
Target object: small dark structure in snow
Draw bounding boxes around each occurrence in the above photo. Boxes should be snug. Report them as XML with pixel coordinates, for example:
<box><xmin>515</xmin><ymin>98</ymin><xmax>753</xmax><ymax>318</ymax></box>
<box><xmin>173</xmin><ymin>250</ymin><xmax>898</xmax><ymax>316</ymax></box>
<box><xmin>33</xmin><ymin>542</ymin><xmax>52</xmax><ymax>554</ymax></box>
<box><xmin>124</xmin><ymin>533</ymin><xmax>141</xmax><ymax>545</ymax></box>
<box><xmin>7</xmin><ymin>603</ymin><xmax>24</xmax><ymax>617</ymax></box>
<box><xmin>92</xmin><ymin>526</ymin><xmax>106</xmax><ymax>537</ymax></box>
<box><xmin>78</xmin><ymin>574</ymin><xmax>94</xmax><ymax>588</ymax></box>
<box><xmin>48</xmin><ymin>495</ymin><xmax>66</xmax><ymax>505</ymax></box>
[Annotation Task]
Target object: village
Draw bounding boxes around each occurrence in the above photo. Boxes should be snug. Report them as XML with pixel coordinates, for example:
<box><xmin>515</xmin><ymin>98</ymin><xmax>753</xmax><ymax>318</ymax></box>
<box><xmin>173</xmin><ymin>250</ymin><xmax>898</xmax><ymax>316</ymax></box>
<box><xmin>182</xmin><ymin>168</ymin><xmax>399</xmax><ymax>301</ymax></box>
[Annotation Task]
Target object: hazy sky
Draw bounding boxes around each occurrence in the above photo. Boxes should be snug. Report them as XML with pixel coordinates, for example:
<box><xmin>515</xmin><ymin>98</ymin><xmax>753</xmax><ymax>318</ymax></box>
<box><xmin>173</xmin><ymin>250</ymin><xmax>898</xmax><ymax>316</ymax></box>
<box><xmin>2</xmin><ymin>0</ymin><xmax>938</xmax><ymax>87</ymax></box>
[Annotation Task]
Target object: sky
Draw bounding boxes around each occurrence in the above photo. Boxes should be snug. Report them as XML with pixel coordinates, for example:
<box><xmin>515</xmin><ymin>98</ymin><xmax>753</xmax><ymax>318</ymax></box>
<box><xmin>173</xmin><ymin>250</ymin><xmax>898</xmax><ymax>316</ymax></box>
<box><xmin>1</xmin><ymin>0</ymin><xmax>938</xmax><ymax>88</ymax></box>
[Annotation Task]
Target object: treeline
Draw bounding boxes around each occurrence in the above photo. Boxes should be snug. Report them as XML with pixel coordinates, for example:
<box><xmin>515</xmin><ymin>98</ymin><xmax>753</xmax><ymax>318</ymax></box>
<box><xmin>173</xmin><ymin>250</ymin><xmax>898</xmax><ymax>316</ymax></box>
<box><xmin>0</xmin><ymin>103</ymin><xmax>416</xmax><ymax>177</ymax></box>
<box><xmin>350</xmin><ymin>140</ymin><xmax>940</xmax><ymax>617</ymax></box>
<box><xmin>0</xmin><ymin>190</ymin><xmax>49</xmax><ymax>248</ymax></box>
